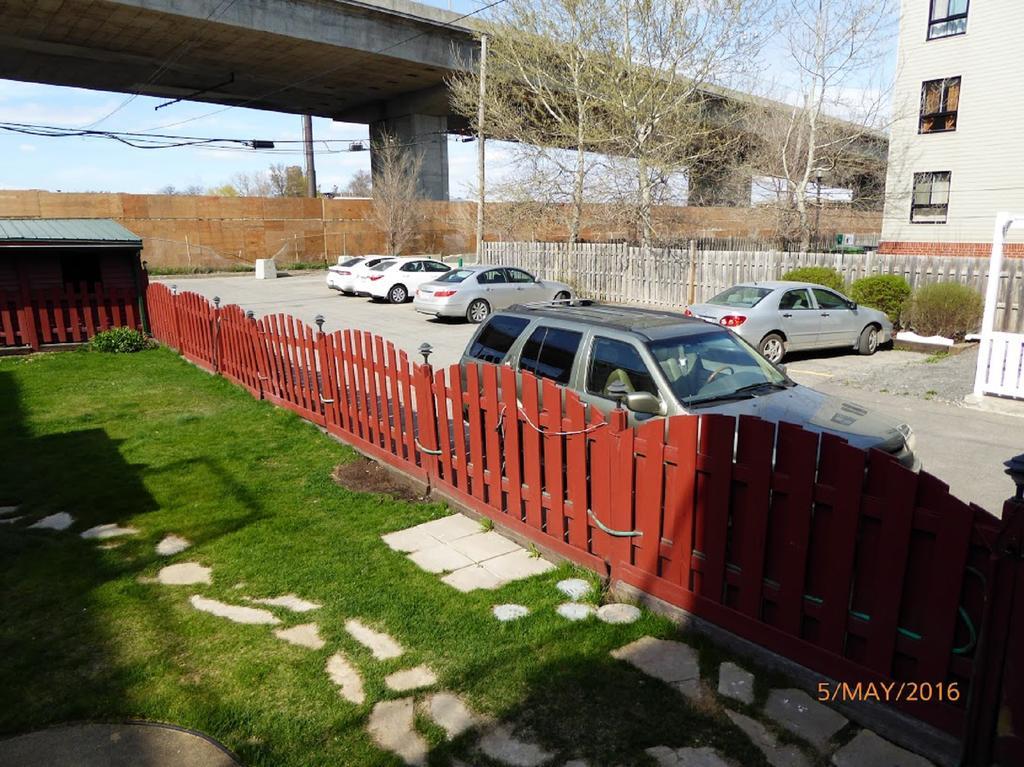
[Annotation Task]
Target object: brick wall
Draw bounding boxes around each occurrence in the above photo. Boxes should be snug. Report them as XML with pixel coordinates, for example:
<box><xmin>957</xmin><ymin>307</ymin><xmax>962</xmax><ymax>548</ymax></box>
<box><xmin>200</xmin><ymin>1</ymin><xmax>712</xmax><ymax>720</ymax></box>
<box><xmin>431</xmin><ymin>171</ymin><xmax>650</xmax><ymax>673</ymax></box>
<box><xmin>0</xmin><ymin>189</ymin><xmax>882</xmax><ymax>269</ymax></box>
<box><xmin>879</xmin><ymin>241</ymin><xmax>1024</xmax><ymax>257</ymax></box>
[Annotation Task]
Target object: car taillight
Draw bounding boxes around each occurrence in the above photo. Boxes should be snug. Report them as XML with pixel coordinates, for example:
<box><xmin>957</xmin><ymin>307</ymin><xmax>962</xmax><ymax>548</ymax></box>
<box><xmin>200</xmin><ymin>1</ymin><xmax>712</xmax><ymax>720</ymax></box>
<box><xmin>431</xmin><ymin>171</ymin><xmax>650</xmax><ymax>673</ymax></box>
<box><xmin>683</xmin><ymin>308</ymin><xmax>693</xmax><ymax>317</ymax></box>
<box><xmin>719</xmin><ymin>315</ymin><xmax>747</xmax><ymax>327</ymax></box>
<box><xmin>434</xmin><ymin>290</ymin><xmax>456</xmax><ymax>297</ymax></box>
<box><xmin>339</xmin><ymin>270</ymin><xmax>350</xmax><ymax>275</ymax></box>
<box><xmin>369</xmin><ymin>275</ymin><xmax>384</xmax><ymax>281</ymax></box>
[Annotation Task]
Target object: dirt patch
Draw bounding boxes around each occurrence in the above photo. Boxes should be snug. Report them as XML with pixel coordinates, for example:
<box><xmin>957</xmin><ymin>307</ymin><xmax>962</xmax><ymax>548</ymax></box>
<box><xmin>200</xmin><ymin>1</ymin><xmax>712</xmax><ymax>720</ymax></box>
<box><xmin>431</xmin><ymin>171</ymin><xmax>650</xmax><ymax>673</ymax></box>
<box><xmin>331</xmin><ymin>458</ymin><xmax>427</xmax><ymax>502</ymax></box>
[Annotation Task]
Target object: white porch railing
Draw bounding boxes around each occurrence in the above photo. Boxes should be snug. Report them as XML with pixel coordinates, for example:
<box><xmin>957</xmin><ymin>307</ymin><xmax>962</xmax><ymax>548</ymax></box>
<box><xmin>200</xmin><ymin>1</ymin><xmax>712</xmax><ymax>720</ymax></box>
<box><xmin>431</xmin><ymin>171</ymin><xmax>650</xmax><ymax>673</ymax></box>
<box><xmin>974</xmin><ymin>213</ymin><xmax>1024</xmax><ymax>400</ymax></box>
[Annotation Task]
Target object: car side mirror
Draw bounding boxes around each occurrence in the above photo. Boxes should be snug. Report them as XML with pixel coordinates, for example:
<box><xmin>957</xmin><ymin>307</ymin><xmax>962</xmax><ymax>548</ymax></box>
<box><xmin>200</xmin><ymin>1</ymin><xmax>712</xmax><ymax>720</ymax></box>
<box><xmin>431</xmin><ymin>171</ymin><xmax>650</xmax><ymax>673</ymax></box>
<box><xmin>624</xmin><ymin>391</ymin><xmax>663</xmax><ymax>415</ymax></box>
<box><xmin>847</xmin><ymin>301</ymin><xmax>857</xmax><ymax>310</ymax></box>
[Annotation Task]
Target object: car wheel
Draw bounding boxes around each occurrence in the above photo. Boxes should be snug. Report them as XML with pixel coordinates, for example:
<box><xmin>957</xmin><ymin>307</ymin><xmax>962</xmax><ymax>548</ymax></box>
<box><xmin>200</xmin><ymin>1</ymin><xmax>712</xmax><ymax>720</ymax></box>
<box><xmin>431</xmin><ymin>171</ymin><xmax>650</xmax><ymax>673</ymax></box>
<box><xmin>466</xmin><ymin>299</ymin><xmax>490</xmax><ymax>324</ymax></box>
<box><xmin>341</xmin><ymin>290</ymin><xmax>355</xmax><ymax>297</ymax></box>
<box><xmin>759</xmin><ymin>333</ymin><xmax>785</xmax><ymax>363</ymax></box>
<box><xmin>858</xmin><ymin>325</ymin><xmax>880</xmax><ymax>355</ymax></box>
<box><xmin>554</xmin><ymin>290</ymin><xmax>571</xmax><ymax>303</ymax></box>
<box><xmin>388</xmin><ymin>284</ymin><xmax>408</xmax><ymax>304</ymax></box>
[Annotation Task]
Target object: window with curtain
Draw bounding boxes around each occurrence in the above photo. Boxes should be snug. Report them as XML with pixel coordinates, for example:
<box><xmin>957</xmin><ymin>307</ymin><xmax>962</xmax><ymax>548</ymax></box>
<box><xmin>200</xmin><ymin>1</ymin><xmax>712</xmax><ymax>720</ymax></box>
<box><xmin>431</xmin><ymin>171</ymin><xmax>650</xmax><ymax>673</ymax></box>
<box><xmin>920</xmin><ymin>77</ymin><xmax>961</xmax><ymax>133</ymax></box>
<box><xmin>929</xmin><ymin>0</ymin><xmax>969</xmax><ymax>39</ymax></box>
<box><xmin>911</xmin><ymin>172</ymin><xmax>951</xmax><ymax>224</ymax></box>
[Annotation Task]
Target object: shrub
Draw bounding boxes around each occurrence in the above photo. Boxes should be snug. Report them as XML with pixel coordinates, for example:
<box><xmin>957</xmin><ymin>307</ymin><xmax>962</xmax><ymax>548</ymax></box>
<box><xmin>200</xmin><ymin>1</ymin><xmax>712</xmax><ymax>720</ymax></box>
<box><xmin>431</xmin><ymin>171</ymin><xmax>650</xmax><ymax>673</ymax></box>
<box><xmin>903</xmin><ymin>282</ymin><xmax>984</xmax><ymax>341</ymax></box>
<box><xmin>780</xmin><ymin>266</ymin><xmax>845</xmax><ymax>292</ymax></box>
<box><xmin>89</xmin><ymin>327</ymin><xmax>153</xmax><ymax>353</ymax></box>
<box><xmin>849</xmin><ymin>275</ymin><xmax>912</xmax><ymax>324</ymax></box>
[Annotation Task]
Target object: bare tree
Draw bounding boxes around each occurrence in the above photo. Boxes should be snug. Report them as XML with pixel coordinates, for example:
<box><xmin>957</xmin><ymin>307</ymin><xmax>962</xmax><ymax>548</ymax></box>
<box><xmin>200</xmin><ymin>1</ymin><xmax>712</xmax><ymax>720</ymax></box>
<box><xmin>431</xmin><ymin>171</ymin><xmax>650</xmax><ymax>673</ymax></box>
<box><xmin>268</xmin><ymin>164</ymin><xmax>308</xmax><ymax>197</ymax></box>
<box><xmin>229</xmin><ymin>170</ymin><xmax>273</xmax><ymax>197</ymax></box>
<box><xmin>753</xmin><ymin>0</ymin><xmax>895</xmax><ymax>251</ymax></box>
<box><xmin>371</xmin><ymin>134</ymin><xmax>424</xmax><ymax>256</ymax></box>
<box><xmin>340</xmin><ymin>170</ymin><xmax>372</xmax><ymax>197</ymax></box>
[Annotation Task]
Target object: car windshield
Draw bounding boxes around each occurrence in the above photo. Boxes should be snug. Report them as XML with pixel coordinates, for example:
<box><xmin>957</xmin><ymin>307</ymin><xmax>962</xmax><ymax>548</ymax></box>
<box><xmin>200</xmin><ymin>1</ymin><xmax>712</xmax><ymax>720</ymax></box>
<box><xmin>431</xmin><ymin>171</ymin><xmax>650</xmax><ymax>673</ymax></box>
<box><xmin>707</xmin><ymin>285</ymin><xmax>773</xmax><ymax>308</ymax></box>
<box><xmin>647</xmin><ymin>330</ymin><xmax>789</xmax><ymax>407</ymax></box>
<box><xmin>436</xmin><ymin>269</ymin><xmax>474</xmax><ymax>283</ymax></box>
<box><xmin>370</xmin><ymin>260</ymin><xmax>395</xmax><ymax>271</ymax></box>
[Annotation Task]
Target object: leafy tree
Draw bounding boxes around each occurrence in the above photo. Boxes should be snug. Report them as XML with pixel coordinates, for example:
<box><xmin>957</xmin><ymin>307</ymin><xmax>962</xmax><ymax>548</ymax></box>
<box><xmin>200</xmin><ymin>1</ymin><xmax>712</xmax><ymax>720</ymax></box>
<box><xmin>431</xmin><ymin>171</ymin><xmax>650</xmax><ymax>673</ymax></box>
<box><xmin>269</xmin><ymin>164</ymin><xmax>308</xmax><ymax>197</ymax></box>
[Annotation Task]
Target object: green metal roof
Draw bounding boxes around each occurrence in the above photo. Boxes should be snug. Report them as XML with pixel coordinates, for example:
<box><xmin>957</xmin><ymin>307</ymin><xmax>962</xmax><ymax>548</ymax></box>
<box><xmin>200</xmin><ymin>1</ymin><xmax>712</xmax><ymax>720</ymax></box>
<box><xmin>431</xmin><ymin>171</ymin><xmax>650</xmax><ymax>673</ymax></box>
<box><xmin>0</xmin><ymin>219</ymin><xmax>142</xmax><ymax>245</ymax></box>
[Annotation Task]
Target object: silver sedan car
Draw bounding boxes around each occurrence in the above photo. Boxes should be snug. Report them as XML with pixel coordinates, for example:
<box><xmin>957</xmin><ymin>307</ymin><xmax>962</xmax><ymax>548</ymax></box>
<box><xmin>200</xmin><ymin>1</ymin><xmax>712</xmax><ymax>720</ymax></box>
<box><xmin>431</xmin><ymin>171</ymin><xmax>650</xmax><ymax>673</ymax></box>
<box><xmin>414</xmin><ymin>265</ymin><xmax>573</xmax><ymax>323</ymax></box>
<box><xmin>685</xmin><ymin>281</ymin><xmax>893</xmax><ymax>363</ymax></box>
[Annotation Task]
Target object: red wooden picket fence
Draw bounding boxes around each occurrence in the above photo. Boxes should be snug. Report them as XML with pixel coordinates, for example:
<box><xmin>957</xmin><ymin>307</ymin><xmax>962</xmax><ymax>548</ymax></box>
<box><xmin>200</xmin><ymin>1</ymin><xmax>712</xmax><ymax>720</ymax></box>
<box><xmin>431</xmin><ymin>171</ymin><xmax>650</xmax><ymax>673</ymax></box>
<box><xmin>0</xmin><ymin>284</ymin><xmax>143</xmax><ymax>350</ymax></box>
<box><xmin>145</xmin><ymin>282</ymin><xmax>1020</xmax><ymax>760</ymax></box>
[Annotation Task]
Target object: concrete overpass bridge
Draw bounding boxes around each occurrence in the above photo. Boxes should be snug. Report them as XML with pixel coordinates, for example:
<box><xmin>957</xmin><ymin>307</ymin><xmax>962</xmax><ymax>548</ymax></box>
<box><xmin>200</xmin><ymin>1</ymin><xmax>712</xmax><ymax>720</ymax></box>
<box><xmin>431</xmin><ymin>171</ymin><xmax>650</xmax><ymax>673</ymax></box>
<box><xmin>0</xmin><ymin>0</ymin><xmax>885</xmax><ymax>203</ymax></box>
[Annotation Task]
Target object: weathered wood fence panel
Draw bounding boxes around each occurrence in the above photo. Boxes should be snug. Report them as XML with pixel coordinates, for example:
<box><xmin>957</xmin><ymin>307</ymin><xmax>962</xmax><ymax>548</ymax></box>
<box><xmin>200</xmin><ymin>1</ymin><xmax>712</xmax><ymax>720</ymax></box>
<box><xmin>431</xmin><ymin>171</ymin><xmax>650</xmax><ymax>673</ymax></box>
<box><xmin>144</xmin><ymin>282</ymin><xmax>1021</xmax><ymax>760</ymax></box>
<box><xmin>0</xmin><ymin>284</ymin><xmax>144</xmax><ymax>350</ymax></box>
<box><xmin>482</xmin><ymin>242</ymin><xmax>1024</xmax><ymax>333</ymax></box>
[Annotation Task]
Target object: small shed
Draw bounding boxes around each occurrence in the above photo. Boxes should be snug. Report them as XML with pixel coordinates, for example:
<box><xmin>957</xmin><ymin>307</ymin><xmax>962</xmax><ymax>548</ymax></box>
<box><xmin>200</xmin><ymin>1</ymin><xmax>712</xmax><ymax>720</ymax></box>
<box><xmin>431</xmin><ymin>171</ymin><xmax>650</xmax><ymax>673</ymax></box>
<box><xmin>0</xmin><ymin>219</ymin><xmax>147</xmax><ymax>350</ymax></box>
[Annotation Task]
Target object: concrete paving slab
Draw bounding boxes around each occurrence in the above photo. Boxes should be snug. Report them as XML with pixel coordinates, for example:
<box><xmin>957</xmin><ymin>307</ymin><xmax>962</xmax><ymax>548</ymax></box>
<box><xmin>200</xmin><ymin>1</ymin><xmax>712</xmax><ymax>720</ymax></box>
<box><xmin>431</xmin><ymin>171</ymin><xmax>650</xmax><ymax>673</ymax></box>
<box><xmin>189</xmin><ymin>596</ymin><xmax>281</xmax><ymax>625</ymax></box>
<box><xmin>381</xmin><ymin>526</ymin><xmax>436</xmax><ymax>553</ymax></box>
<box><xmin>492</xmin><ymin>604</ymin><xmax>530</xmax><ymax>621</ymax></box>
<box><xmin>157</xmin><ymin>562</ymin><xmax>212</xmax><ymax>585</ymax></box>
<box><xmin>645</xmin><ymin>746</ymin><xmax>733</xmax><ymax>766</ymax></box>
<box><xmin>442</xmin><ymin>564</ymin><xmax>506</xmax><ymax>592</ymax></box>
<box><xmin>717</xmin><ymin>662</ymin><xmax>755</xmax><ymax>705</ymax></box>
<box><xmin>831</xmin><ymin>730</ymin><xmax>933</xmax><ymax>767</ymax></box>
<box><xmin>385</xmin><ymin>665</ymin><xmax>438</xmax><ymax>692</ymax></box>
<box><xmin>367</xmin><ymin>698</ymin><xmax>428</xmax><ymax>766</ymax></box>
<box><xmin>408</xmin><ymin>543</ymin><xmax>476</xmax><ymax>574</ymax></box>
<box><xmin>0</xmin><ymin>722</ymin><xmax>240</xmax><ymax>767</ymax></box>
<box><xmin>28</xmin><ymin>512</ymin><xmax>74</xmax><ymax>531</ymax></box>
<box><xmin>449</xmin><ymin>531</ymin><xmax>521</xmax><ymax>562</ymax></box>
<box><xmin>725</xmin><ymin>709</ymin><xmax>810</xmax><ymax>767</ymax></box>
<box><xmin>422</xmin><ymin>692</ymin><xmax>481</xmax><ymax>739</ymax></box>
<box><xmin>413</xmin><ymin>513</ymin><xmax>482</xmax><ymax>543</ymax></box>
<box><xmin>156</xmin><ymin>534</ymin><xmax>192</xmax><ymax>556</ymax></box>
<box><xmin>556</xmin><ymin>578</ymin><xmax>592</xmax><ymax>600</ymax></box>
<box><xmin>611</xmin><ymin>636</ymin><xmax>700</xmax><ymax>699</ymax></box>
<box><xmin>556</xmin><ymin>603</ymin><xmax>596</xmax><ymax>621</ymax></box>
<box><xmin>273</xmin><ymin>623</ymin><xmax>325</xmax><ymax>649</ymax></box>
<box><xmin>481</xmin><ymin>549</ymin><xmax>555</xmax><ymax>581</ymax></box>
<box><xmin>253</xmin><ymin>594</ymin><xmax>321</xmax><ymax>612</ymax></box>
<box><xmin>477</xmin><ymin>724</ymin><xmax>552</xmax><ymax>767</ymax></box>
<box><xmin>325</xmin><ymin>652</ymin><xmax>365</xmax><ymax>704</ymax></box>
<box><xmin>764</xmin><ymin>689</ymin><xmax>848</xmax><ymax>750</ymax></box>
<box><xmin>81</xmin><ymin>524</ymin><xmax>139</xmax><ymax>540</ymax></box>
<box><xmin>345</xmin><ymin>618</ymin><xmax>404</xmax><ymax>659</ymax></box>
<box><xmin>596</xmin><ymin>603</ymin><xmax>641</xmax><ymax>624</ymax></box>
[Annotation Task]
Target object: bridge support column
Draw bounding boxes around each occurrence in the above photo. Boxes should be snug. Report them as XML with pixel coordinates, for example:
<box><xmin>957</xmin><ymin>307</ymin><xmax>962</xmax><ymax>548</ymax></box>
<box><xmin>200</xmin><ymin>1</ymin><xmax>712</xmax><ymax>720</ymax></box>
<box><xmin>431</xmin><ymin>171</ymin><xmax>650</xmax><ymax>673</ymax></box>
<box><xmin>370</xmin><ymin>114</ymin><xmax>449</xmax><ymax>201</ymax></box>
<box><xmin>687</xmin><ymin>163</ymin><xmax>752</xmax><ymax>207</ymax></box>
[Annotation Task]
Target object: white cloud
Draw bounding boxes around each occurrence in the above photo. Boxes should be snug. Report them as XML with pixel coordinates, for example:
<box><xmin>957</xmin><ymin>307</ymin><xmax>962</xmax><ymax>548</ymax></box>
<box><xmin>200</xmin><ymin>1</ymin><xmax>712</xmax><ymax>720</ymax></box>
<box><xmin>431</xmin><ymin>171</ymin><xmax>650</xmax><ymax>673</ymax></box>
<box><xmin>18</xmin><ymin>143</ymin><xmax>36</xmax><ymax>152</ymax></box>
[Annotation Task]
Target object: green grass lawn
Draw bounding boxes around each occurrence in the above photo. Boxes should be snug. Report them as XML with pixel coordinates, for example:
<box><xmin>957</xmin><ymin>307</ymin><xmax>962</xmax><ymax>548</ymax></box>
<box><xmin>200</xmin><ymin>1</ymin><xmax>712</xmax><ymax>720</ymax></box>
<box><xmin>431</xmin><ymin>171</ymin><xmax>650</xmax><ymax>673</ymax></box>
<box><xmin>0</xmin><ymin>348</ymin><xmax>784</xmax><ymax>767</ymax></box>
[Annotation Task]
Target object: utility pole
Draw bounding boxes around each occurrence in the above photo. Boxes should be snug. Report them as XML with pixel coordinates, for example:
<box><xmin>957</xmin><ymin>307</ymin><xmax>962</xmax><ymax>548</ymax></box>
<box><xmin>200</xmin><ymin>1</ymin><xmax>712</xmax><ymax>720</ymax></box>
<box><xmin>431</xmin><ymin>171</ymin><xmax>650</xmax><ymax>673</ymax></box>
<box><xmin>475</xmin><ymin>33</ymin><xmax>488</xmax><ymax>259</ymax></box>
<box><xmin>303</xmin><ymin>114</ymin><xmax>317</xmax><ymax>198</ymax></box>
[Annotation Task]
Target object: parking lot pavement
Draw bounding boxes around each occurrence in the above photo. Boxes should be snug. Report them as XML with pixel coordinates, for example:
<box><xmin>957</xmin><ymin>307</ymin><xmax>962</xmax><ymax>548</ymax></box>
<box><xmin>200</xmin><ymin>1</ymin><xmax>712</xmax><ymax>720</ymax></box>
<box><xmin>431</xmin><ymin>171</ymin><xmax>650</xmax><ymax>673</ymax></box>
<box><xmin>157</xmin><ymin>273</ymin><xmax>1019</xmax><ymax>514</ymax></box>
<box><xmin>154</xmin><ymin>272</ymin><xmax>478</xmax><ymax>369</ymax></box>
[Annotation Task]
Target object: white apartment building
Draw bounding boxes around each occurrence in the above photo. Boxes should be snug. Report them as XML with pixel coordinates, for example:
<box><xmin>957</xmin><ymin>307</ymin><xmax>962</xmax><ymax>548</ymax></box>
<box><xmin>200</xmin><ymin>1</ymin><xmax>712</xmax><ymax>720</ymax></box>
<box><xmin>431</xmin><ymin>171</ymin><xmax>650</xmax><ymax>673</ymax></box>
<box><xmin>880</xmin><ymin>0</ymin><xmax>1024</xmax><ymax>257</ymax></box>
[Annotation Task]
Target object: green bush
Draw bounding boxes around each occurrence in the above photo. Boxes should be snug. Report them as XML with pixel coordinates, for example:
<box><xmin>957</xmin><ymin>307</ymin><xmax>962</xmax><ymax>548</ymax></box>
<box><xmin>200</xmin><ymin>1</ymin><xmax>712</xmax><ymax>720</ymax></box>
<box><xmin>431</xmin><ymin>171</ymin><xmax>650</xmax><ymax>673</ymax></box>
<box><xmin>89</xmin><ymin>327</ymin><xmax>153</xmax><ymax>353</ymax></box>
<box><xmin>780</xmin><ymin>266</ymin><xmax>846</xmax><ymax>292</ymax></box>
<box><xmin>903</xmin><ymin>282</ymin><xmax>984</xmax><ymax>341</ymax></box>
<box><xmin>849</xmin><ymin>275</ymin><xmax>912</xmax><ymax>324</ymax></box>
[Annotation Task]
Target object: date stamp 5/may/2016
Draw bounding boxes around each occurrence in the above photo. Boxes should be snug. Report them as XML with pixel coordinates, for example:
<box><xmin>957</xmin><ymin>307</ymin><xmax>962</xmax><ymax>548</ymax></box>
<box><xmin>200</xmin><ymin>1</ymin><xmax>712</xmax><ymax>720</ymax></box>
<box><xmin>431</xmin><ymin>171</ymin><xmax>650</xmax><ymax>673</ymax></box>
<box><xmin>817</xmin><ymin>681</ymin><xmax>961</xmax><ymax>704</ymax></box>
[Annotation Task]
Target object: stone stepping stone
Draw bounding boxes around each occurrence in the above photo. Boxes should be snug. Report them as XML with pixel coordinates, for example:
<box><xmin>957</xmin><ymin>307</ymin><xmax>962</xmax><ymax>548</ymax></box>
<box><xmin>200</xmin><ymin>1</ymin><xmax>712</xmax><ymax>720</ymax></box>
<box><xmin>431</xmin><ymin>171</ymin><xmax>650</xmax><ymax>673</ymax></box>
<box><xmin>556</xmin><ymin>578</ymin><xmax>592</xmax><ymax>600</ymax></box>
<box><xmin>253</xmin><ymin>594</ymin><xmax>321</xmax><ymax>613</ymax></box>
<box><xmin>0</xmin><ymin>516</ymin><xmax>24</xmax><ymax>525</ymax></box>
<box><xmin>421</xmin><ymin>692</ymin><xmax>481</xmax><ymax>739</ymax></box>
<box><xmin>718</xmin><ymin>661</ymin><xmax>755</xmax><ymax>705</ymax></box>
<box><xmin>725</xmin><ymin>709</ymin><xmax>810</xmax><ymax>767</ymax></box>
<box><xmin>367</xmin><ymin>697</ymin><xmax>428</xmax><ymax>766</ymax></box>
<box><xmin>385</xmin><ymin>665</ymin><xmax>438</xmax><ymax>692</ymax></box>
<box><xmin>764</xmin><ymin>688</ymin><xmax>848</xmax><ymax>750</ymax></box>
<box><xmin>492</xmin><ymin>604</ymin><xmax>530</xmax><ymax>622</ymax></box>
<box><xmin>477</xmin><ymin>723</ymin><xmax>552</xmax><ymax>767</ymax></box>
<box><xmin>189</xmin><ymin>596</ymin><xmax>280</xmax><ymax>625</ymax></box>
<box><xmin>0</xmin><ymin>505</ymin><xmax>21</xmax><ymax>517</ymax></box>
<box><xmin>345</xmin><ymin>619</ymin><xmax>404</xmax><ymax>660</ymax></box>
<box><xmin>325</xmin><ymin>652</ymin><xmax>365</xmax><ymax>704</ymax></box>
<box><xmin>81</xmin><ymin>524</ymin><xmax>139</xmax><ymax>540</ymax></box>
<box><xmin>557</xmin><ymin>603</ymin><xmax>596</xmax><ymax>621</ymax></box>
<box><xmin>831</xmin><ymin>730</ymin><xmax>934</xmax><ymax>767</ymax></box>
<box><xmin>646</xmin><ymin>745</ymin><xmax>732</xmax><ymax>767</ymax></box>
<box><xmin>29</xmin><ymin>512</ymin><xmax>74</xmax><ymax>531</ymax></box>
<box><xmin>442</xmin><ymin>564</ymin><xmax>506</xmax><ymax>592</ymax></box>
<box><xmin>610</xmin><ymin>636</ymin><xmax>701</xmax><ymax>700</ymax></box>
<box><xmin>156</xmin><ymin>534</ymin><xmax>192</xmax><ymax>556</ymax></box>
<box><xmin>596</xmin><ymin>603</ymin><xmax>640</xmax><ymax>624</ymax></box>
<box><xmin>157</xmin><ymin>562</ymin><xmax>212</xmax><ymax>585</ymax></box>
<box><xmin>274</xmin><ymin>623</ymin><xmax>325</xmax><ymax>649</ymax></box>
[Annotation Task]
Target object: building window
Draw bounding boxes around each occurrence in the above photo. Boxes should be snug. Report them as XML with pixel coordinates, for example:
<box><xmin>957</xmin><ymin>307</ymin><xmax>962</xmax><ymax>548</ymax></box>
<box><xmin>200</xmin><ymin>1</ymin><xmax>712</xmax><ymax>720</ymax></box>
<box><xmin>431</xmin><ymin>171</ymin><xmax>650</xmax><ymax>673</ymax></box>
<box><xmin>920</xmin><ymin>77</ymin><xmax>960</xmax><ymax>133</ymax></box>
<box><xmin>928</xmin><ymin>0</ymin><xmax>969</xmax><ymax>39</ymax></box>
<box><xmin>911</xmin><ymin>172</ymin><xmax>951</xmax><ymax>224</ymax></box>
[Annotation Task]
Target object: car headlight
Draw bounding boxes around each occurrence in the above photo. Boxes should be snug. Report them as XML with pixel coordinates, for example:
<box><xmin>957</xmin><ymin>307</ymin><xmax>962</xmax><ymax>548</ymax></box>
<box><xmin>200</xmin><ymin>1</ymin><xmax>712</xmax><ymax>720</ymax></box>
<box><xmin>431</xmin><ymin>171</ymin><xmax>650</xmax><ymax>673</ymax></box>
<box><xmin>897</xmin><ymin>423</ymin><xmax>916</xmax><ymax>452</ymax></box>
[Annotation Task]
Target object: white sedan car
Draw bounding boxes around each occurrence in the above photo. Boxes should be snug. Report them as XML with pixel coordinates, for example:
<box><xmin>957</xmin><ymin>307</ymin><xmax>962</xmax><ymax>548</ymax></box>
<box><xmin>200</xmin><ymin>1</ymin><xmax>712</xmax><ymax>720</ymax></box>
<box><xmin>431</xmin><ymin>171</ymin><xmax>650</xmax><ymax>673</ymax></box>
<box><xmin>358</xmin><ymin>257</ymin><xmax>452</xmax><ymax>303</ymax></box>
<box><xmin>414</xmin><ymin>264</ymin><xmax>573</xmax><ymax>322</ymax></box>
<box><xmin>327</xmin><ymin>255</ymin><xmax>393</xmax><ymax>295</ymax></box>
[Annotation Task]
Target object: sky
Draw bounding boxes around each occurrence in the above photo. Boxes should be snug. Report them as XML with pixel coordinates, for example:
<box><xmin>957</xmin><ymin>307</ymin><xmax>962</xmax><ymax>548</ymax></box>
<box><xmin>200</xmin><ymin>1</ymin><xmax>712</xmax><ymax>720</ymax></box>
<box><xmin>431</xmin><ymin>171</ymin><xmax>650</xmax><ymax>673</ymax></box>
<box><xmin>0</xmin><ymin>0</ymin><xmax>894</xmax><ymax>199</ymax></box>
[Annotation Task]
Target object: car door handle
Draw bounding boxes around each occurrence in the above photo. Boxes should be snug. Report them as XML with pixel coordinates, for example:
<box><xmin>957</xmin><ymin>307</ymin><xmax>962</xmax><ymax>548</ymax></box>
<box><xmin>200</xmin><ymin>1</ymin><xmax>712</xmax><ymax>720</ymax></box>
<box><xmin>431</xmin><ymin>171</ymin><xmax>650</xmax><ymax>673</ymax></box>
<box><xmin>782</xmin><ymin>312</ymin><xmax>792</xmax><ymax>318</ymax></box>
<box><xmin>821</xmin><ymin>312</ymin><xmax>830</xmax><ymax>317</ymax></box>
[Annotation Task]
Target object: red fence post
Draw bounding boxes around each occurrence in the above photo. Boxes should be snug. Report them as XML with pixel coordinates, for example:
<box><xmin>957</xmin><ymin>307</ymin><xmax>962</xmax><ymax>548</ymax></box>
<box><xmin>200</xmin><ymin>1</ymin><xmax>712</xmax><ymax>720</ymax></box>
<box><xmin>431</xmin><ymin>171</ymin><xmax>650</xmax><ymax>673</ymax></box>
<box><xmin>412</xmin><ymin>354</ymin><xmax>439</xmax><ymax>485</ymax></box>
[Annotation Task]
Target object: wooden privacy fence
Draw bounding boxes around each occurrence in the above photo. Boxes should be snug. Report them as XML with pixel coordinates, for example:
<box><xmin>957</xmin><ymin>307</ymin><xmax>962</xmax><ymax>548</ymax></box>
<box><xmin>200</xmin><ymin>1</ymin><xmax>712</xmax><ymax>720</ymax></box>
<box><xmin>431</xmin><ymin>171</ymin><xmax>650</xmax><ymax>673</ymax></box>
<box><xmin>146</xmin><ymin>282</ymin><xmax>1019</xmax><ymax>759</ymax></box>
<box><xmin>482</xmin><ymin>241</ymin><xmax>1024</xmax><ymax>333</ymax></box>
<box><xmin>0</xmin><ymin>284</ymin><xmax>143</xmax><ymax>350</ymax></box>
